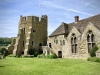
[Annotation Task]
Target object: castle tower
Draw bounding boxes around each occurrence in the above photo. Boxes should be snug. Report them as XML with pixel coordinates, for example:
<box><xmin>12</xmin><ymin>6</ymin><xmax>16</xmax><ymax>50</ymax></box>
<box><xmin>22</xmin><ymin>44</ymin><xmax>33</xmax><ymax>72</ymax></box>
<box><xmin>13</xmin><ymin>15</ymin><xmax>48</xmax><ymax>56</ymax></box>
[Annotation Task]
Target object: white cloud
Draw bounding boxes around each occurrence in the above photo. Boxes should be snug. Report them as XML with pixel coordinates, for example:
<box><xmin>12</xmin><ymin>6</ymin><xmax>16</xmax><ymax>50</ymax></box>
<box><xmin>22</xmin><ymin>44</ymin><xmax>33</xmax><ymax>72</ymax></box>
<box><xmin>42</xmin><ymin>1</ymin><xmax>93</xmax><ymax>16</ymax></box>
<box><xmin>3</xmin><ymin>26</ymin><xmax>17</xmax><ymax>30</ymax></box>
<box><xmin>42</xmin><ymin>1</ymin><xmax>66</xmax><ymax>10</ymax></box>
<box><xmin>85</xmin><ymin>2</ymin><xmax>92</xmax><ymax>6</ymax></box>
<box><xmin>0</xmin><ymin>9</ymin><xmax>18</xmax><ymax>13</ymax></box>
<box><xmin>90</xmin><ymin>5</ymin><xmax>99</xmax><ymax>9</ymax></box>
<box><xmin>0</xmin><ymin>31</ymin><xmax>16</xmax><ymax>34</ymax></box>
<box><xmin>4</xmin><ymin>0</ymin><xmax>20</xmax><ymax>3</ymax></box>
<box><xmin>0</xmin><ymin>0</ymin><xmax>99</xmax><ymax>37</ymax></box>
<box><xmin>85</xmin><ymin>1</ymin><xmax>99</xmax><ymax>9</ymax></box>
<box><xmin>68</xmin><ymin>9</ymin><xmax>93</xmax><ymax>16</ymax></box>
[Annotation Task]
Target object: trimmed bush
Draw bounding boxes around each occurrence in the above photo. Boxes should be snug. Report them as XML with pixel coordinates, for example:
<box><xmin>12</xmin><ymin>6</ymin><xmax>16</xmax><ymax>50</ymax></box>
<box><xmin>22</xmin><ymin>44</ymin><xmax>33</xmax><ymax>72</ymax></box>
<box><xmin>37</xmin><ymin>53</ymin><xmax>45</xmax><ymax>58</ymax></box>
<box><xmin>28</xmin><ymin>48</ymin><xmax>34</xmax><ymax>55</ymax></box>
<box><xmin>8</xmin><ymin>54</ymin><xmax>15</xmax><ymax>57</ymax></box>
<box><xmin>34</xmin><ymin>51</ymin><xmax>39</xmax><ymax>57</ymax></box>
<box><xmin>28</xmin><ymin>48</ymin><xmax>39</xmax><ymax>57</ymax></box>
<box><xmin>24</xmin><ymin>55</ymin><xmax>34</xmax><ymax>58</ymax></box>
<box><xmin>0</xmin><ymin>48</ymin><xmax>8</xmax><ymax>56</ymax></box>
<box><xmin>90</xmin><ymin>45</ymin><xmax>99</xmax><ymax>57</ymax></box>
<box><xmin>87</xmin><ymin>57</ymin><xmax>90</xmax><ymax>61</ymax></box>
<box><xmin>87</xmin><ymin>57</ymin><xmax>100</xmax><ymax>63</ymax></box>
<box><xmin>16</xmin><ymin>55</ymin><xmax>22</xmax><ymax>58</ymax></box>
<box><xmin>46</xmin><ymin>53</ymin><xmax>57</xmax><ymax>59</ymax></box>
<box><xmin>37</xmin><ymin>53</ymin><xmax>57</xmax><ymax>59</ymax></box>
<box><xmin>45</xmin><ymin>55</ymin><xmax>50</xmax><ymax>58</ymax></box>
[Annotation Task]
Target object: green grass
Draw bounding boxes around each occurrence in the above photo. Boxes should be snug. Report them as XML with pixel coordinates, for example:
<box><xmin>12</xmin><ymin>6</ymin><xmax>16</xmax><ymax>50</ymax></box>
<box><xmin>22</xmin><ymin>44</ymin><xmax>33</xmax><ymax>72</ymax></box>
<box><xmin>0</xmin><ymin>57</ymin><xmax>100</xmax><ymax>75</ymax></box>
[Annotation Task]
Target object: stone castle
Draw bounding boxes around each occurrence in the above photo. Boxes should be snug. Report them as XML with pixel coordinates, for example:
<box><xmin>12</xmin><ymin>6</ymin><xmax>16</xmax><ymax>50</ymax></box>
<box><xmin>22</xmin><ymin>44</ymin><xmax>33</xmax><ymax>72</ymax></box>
<box><xmin>8</xmin><ymin>14</ymin><xmax>100</xmax><ymax>58</ymax></box>
<box><xmin>11</xmin><ymin>15</ymin><xmax>47</xmax><ymax>56</ymax></box>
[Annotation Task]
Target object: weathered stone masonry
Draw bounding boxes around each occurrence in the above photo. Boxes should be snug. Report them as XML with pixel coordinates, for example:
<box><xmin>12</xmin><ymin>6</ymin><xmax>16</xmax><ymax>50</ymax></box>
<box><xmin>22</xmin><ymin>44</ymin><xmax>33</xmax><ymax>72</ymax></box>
<box><xmin>13</xmin><ymin>15</ymin><xmax>48</xmax><ymax>56</ymax></box>
<box><xmin>43</xmin><ymin>14</ymin><xmax>100</xmax><ymax>58</ymax></box>
<box><xmin>8</xmin><ymin>14</ymin><xmax>100</xmax><ymax>58</ymax></box>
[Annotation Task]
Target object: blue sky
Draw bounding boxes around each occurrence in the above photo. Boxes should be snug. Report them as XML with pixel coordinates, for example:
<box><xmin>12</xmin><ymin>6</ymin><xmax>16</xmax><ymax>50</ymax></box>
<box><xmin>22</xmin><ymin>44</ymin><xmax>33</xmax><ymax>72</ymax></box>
<box><xmin>0</xmin><ymin>0</ymin><xmax>100</xmax><ymax>37</ymax></box>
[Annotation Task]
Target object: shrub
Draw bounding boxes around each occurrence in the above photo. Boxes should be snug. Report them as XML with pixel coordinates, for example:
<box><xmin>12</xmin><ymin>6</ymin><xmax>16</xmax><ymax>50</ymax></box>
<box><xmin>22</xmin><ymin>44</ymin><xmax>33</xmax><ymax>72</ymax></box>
<box><xmin>24</xmin><ymin>55</ymin><xmax>34</xmax><ymax>58</ymax></box>
<box><xmin>28</xmin><ymin>48</ymin><xmax>39</xmax><ymax>57</ymax></box>
<box><xmin>34</xmin><ymin>51</ymin><xmax>39</xmax><ymax>57</ymax></box>
<box><xmin>28</xmin><ymin>48</ymin><xmax>34</xmax><ymax>55</ymax></box>
<box><xmin>90</xmin><ymin>45</ymin><xmax>99</xmax><ymax>57</ymax></box>
<box><xmin>0</xmin><ymin>48</ymin><xmax>8</xmax><ymax>56</ymax></box>
<box><xmin>87</xmin><ymin>57</ymin><xmax>90</xmax><ymax>61</ymax></box>
<box><xmin>37</xmin><ymin>53</ymin><xmax>57</xmax><ymax>59</ymax></box>
<box><xmin>16</xmin><ymin>55</ymin><xmax>22</xmax><ymax>58</ymax></box>
<box><xmin>45</xmin><ymin>55</ymin><xmax>50</xmax><ymax>58</ymax></box>
<box><xmin>8</xmin><ymin>54</ymin><xmax>15</xmax><ymax>57</ymax></box>
<box><xmin>46</xmin><ymin>54</ymin><xmax>57</xmax><ymax>59</ymax></box>
<box><xmin>37</xmin><ymin>53</ymin><xmax>45</xmax><ymax>58</ymax></box>
<box><xmin>87</xmin><ymin>57</ymin><xmax>100</xmax><ymax>63</ymax></box>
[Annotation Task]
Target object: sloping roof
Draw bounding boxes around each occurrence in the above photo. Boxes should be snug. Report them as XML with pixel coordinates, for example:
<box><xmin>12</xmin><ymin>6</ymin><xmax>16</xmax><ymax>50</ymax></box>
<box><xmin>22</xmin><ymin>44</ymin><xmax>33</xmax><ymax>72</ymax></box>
<box><xmin>49</xmin><ymin>22</ymin><xmax>68</xmax><ymax>37</ymax></box>
<box><xmin>49</xmin><ymin>14</ymin><xmax>100</xmax><ymax>37</ymax></box>
<box><xmin>68</xmin><ymin>14</ymin><xmax>100</xmax><ymax>34</ymax></box>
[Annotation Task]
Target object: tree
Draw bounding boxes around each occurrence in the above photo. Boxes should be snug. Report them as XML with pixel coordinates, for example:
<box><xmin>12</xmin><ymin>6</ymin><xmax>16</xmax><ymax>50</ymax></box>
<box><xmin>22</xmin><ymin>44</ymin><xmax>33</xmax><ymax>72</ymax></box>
<box><xmin>0</xmin><ymin>37</ymin><xmax>13</xmax><ymax>46</ymax></box>
<box><xmin>28</xmin><ymin>48</ymin><xmax>34</xmax><ymax>55</ymax></box>
<box><xmin>90</xmin><ymin>45</ymin><xmax>99</xmax><ymax>57</ymax></box>
<box><xmin>28</xmin><ymin>48</ymin><xmax>39</xmax><ymax>57</ymax></box>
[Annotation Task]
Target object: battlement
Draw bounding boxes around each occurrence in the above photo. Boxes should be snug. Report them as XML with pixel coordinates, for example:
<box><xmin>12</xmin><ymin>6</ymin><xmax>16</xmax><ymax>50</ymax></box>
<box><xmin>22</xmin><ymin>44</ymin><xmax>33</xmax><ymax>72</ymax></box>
<box><xmin>20</xmin><ymin>15</ymin><xmax>47</xmax><ymax>24</ymax></box>
<box><xmin>41</xmin><ymin>15</ymin><xmax>47</xmax><ymax>19</ymax></box>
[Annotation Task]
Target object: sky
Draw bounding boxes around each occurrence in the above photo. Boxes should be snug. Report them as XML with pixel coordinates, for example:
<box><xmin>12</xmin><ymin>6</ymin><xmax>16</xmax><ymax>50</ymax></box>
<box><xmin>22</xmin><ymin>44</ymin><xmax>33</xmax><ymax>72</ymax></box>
<box><xmin>0</xmin><ymin>0</ymin><xmax>100</xmax><ymax>37</ymax></box>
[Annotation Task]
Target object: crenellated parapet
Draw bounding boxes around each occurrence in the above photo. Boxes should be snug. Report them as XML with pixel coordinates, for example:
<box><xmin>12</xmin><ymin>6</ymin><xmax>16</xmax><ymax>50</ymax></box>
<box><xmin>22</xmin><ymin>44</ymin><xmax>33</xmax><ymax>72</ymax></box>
<box><xmin>19</xmin><ymin>15</ymin><xmax>47</xmax><ymax>24</ymax></box>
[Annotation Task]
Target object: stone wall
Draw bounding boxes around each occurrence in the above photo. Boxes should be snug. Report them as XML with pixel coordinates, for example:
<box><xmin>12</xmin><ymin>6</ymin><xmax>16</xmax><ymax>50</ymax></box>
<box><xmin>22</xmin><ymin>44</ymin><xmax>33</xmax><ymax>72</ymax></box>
<box><xmin>8</xmin><ymin>45</ymin><xmax>14</xmax><ymax>54</ymax></box>
<box><xmin>47</xmin><ymin>22</ymin><xmax>100</xmax><ymax>58</ymax></box>
<box><xmin>13</xmin><ymin>15</ymin><xmax>48</xmax><ymax>56</ymax></box>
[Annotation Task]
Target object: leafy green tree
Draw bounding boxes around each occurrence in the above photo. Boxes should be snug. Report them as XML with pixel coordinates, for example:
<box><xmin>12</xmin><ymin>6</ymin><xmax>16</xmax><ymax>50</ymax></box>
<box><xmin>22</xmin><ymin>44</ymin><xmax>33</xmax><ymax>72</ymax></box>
<box><xmin>0</xmin><ymin>37</ymin><xmax>13</xmax><ymax>46</ymax></box>
<box><xmin>28</xmin><ymin>48</ymin><xmax>39</xmax><ymax>57</ymax></box>
<box><xmin>90</xmin><ymin>45</ymin><xmax>99</xmax><ymax>57</ymax></box>
<box><xmin>28</xmin><ymin>48</ymin><xmax>34</xmax><ymax>55</ymax></box>
<box><xmin>0</xmin><ymin>48</ymin><xmax>8</xmax><ymax>56</ymax></box>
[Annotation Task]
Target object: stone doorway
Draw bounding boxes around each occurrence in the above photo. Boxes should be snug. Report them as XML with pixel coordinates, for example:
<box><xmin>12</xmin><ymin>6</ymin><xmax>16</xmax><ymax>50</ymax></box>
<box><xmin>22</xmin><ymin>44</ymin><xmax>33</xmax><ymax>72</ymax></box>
<box><xmin>39</xmin><ymin>43</ymin><xmax>43</xmax><ymax>54</ymax></box>
<box><xmin>58</xmin><ymin>51</ymin><xmax>62</xmax><ymax>58</ymax></box>
<box><xmin>49</xmin><ymin>43</ymin><xmax>52</xmax><ymax>48</ymax></box>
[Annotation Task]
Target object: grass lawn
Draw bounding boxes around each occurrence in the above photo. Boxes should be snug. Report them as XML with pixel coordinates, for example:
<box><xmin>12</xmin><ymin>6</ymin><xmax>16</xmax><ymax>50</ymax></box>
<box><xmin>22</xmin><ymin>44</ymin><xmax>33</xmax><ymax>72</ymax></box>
<box><xmin>0</xmin><ymin>57</ymin><xmax>100</xmax><ymax>75</ymax></box>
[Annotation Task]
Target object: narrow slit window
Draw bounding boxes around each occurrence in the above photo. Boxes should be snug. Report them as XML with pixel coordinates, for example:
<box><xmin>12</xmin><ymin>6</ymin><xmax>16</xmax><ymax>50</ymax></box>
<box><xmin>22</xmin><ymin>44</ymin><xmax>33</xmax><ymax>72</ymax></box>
<box><xmin>32</xmin><ymin>41</ymin><xmax>33</xmax><ymax>45</ymax></box>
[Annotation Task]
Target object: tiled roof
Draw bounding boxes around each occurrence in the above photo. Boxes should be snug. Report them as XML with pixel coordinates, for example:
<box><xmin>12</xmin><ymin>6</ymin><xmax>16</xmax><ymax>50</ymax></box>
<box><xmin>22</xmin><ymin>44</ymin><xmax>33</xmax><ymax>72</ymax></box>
<box><xmin>49</xmin><ymin>14</ymin><xmax>100</xmax><ymax>37</ymax></box>
<box><xmin>49</xmin><ymin>22</ymin><xmax>68</xmax><ymax>37</ymax></box>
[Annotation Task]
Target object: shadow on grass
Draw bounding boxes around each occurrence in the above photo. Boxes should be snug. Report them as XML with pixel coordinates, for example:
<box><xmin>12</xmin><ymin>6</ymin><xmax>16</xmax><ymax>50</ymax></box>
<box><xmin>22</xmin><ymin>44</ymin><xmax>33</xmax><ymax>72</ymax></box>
<box><xmin>0</xmin><ymin>66</ymin><xmax>4</xmax><ymax>67</ymax></box>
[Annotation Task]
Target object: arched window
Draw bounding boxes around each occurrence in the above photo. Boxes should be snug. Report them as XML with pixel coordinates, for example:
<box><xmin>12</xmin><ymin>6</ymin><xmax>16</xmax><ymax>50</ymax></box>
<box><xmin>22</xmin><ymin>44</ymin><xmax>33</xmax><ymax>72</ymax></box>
<box><xmin>71</xmin><ymin>37</ymin><xmax>73</xmax><ymax>44</ymax></box>
<box><xmin>54</xmin><ymin>37</ymin><xmax>58</xmax><ymax>44</ymax></box>
<box><xmin>87</xmin><ymin>35</ymin><xmax>90</xmax><ymax>42</ymax></box>
<box><xmin>71</xmin><ymin>34</ymin><xmax>77</xmax><ymax>53</ymax></box>
<box><xmin>74</xmin><ymin>37</ymin><xmax>76</xmax><ymax>43</ymax></box>
<box><xmin>60</xmin><ymin>40</ymin><xmax>62</xmax><ymax>46</ymax></box>
<box><xmin>56</xmin><ymin>39</ymin><xmax>58</xmax><ymax>44</ymax></box>
<box><xmin>54</xmin><ymin>38</ymin><xmax>56</xmax><ymax>43</ymax></box>
<box><xmin>87</xmin><ymin>30</ymin><xmax>95</xmax><ymax>53</ymax></box>
<box><xmin>63</xmin><ymin>40</ymin><xmax>65</xmax><ymax>45</ymax></box>
<box><xmin>91</xmin><ymin>34</ymin><xmax>94</xmax><ymax>42</ymax></box>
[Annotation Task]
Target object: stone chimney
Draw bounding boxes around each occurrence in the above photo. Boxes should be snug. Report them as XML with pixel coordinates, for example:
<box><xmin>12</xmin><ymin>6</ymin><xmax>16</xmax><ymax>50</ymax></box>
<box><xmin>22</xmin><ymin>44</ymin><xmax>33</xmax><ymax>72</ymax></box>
<box><xmin>74</xmin><ymin>16</ymin><xmax>79</xmax><ymax>22</ymax></box>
